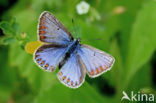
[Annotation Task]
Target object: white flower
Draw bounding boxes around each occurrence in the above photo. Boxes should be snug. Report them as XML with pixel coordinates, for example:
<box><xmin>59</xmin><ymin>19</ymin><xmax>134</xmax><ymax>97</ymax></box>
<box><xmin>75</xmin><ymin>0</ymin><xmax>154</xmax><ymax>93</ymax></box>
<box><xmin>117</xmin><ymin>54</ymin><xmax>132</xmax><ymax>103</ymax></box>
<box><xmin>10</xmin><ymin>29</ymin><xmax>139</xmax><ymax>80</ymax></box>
<box><xmin>76</xmin><ymin>1</ymin><xmax>90</xmax><ymax>15</ymax></box>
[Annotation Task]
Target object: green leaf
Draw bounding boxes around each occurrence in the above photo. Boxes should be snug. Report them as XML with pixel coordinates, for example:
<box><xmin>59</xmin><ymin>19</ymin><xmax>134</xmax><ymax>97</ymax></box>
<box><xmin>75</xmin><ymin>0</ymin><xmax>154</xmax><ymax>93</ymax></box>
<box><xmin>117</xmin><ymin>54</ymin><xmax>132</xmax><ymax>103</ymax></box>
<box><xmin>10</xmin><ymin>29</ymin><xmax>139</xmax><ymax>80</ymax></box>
<box><xmin>0</xmin><ymin>21</ymin><xmax>12</xmax><ymax>35</ymax></box>
<box><xmin>12</xmin><ymin>21</ymin><xmax>20</xmax><ymax>35</ymax></box>
<box><xmin>124</xmin><ymin>0</ymin><xmax>156</xmax><ymax>88</ymax></box>
<box><xmin>119</xmin><ymin>0</ymin><xmax>147</xmax><ymax>61</ymax></box>
<box><xmin>2</xmin><ymin>36</ymin><xmax>15</xmax><ymax>45</ymax></box>
<box><xmin>0</xmin><ymin>18</ymin><xmax>20</xmax><ymax>36</ymax></box>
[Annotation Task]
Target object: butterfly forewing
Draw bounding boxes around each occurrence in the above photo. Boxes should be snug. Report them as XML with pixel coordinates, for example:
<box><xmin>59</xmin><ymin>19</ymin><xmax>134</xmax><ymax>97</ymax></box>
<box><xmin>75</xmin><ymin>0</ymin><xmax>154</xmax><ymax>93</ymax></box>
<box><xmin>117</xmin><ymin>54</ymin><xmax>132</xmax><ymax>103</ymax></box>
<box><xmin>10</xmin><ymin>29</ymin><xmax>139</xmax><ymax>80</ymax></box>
<box><xmin>78</xmin><ymin>44</ymin><xmax>115</xmax><ymax>78</ymax></box>
<box><xmin>34</xmin><ymin>44</ymin><xmax>67</xmax><ymax>72</ymax></box>
<box><xmin>57</xmin><ymin>53</ymin><xmax>86</xmax><ymax>88</ymax></box>
<box><xmin>38</xmin><ymin>11</ymin><xmax>73</xmax><ymax>45</ymax></box>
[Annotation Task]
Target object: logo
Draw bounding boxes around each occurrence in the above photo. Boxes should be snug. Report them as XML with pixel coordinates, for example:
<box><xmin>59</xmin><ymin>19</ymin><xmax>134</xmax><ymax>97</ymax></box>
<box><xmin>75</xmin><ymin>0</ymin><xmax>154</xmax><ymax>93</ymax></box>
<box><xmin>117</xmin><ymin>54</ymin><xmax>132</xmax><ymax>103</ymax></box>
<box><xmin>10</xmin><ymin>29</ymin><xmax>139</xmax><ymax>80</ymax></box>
<box><xmin>121</xmin><ymin>91</ymin><xmax>155</xmax><ymax>102</ymax></box>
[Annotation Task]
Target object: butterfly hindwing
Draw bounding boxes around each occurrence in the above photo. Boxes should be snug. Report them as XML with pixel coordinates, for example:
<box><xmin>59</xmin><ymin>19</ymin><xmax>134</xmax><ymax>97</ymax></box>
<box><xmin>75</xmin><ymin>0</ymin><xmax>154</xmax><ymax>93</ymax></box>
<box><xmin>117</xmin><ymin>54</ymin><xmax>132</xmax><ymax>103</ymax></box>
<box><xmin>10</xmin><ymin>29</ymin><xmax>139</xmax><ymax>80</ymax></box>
<box><xmin>78</xmin><ymin>44</ymin><xmax>115</xmax><ymax>78</ymax></box>
<box><xmin>38</xmin><ymin>11</ymin><xmax>73</xmax><ymax>45</ymax></box>
<box><xmin>57</xmin><ymin>53</ymin><xmax>86</xmax><ymax>88</ymax></box>
<box><xmin>34</xmin><ymin>44</ymin><xmax>67</xmax><ymax>72</ymax></box>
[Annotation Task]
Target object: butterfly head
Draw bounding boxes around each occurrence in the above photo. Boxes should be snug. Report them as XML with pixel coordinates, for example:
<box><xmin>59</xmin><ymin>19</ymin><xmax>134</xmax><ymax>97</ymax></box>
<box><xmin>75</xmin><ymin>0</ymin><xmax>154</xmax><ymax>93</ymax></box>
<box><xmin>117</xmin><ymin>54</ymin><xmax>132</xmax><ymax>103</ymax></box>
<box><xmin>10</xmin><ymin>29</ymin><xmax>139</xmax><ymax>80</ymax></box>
<box><xmin>76</xmin><ymin>38</ymin><xmax>81</xmax><ymax>43</ymax></box>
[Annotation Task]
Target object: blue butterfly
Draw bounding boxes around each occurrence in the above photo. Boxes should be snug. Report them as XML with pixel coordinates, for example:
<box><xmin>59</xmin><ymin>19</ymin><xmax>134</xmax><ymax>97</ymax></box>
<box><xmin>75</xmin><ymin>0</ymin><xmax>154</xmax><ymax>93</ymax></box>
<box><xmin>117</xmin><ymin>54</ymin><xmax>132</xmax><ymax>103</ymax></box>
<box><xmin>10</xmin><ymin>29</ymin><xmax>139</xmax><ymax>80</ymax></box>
<box><xmin>34</xmin><ymin>11</ymin><xmax>115</xmax><ymax>88</ymax></box>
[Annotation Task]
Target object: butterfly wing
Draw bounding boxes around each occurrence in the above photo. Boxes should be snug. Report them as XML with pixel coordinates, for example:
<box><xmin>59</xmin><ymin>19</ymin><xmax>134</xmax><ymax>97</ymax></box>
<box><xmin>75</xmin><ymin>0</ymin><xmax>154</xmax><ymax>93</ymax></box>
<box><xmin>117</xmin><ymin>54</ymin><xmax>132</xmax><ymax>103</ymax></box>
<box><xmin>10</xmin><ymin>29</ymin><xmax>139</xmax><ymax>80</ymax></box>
<box><xmin>38</xmin><ymin>11</ymin><xmax>73</xmax><ymax>45</ymax></box>
<box><xmin>34</xmin><ymin>44</ymin><xmax>68</xmax><ymax>72</ymax></box>
<box><xmin>78</xmin><ymin>44</ymin><xmax>115</xmax><ymax>78</ymax></box>
<box><xmin>57</xmin><ymin>53</ymin><xmax>86</xmax><ymax>88</ymax></box>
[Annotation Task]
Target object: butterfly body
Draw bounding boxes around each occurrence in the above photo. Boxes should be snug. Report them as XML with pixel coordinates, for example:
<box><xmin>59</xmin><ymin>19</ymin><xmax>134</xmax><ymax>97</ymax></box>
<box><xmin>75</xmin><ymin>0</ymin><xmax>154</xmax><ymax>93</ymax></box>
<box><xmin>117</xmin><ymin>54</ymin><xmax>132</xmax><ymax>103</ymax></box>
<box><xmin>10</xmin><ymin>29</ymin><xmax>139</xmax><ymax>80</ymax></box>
<box><xmin>64</xmin><ymin>38</ymin><xmax>80</xmax><ymax>57</ymax></box>
<box><xmin>59</xmin><ymin>38</ymin><xmax>80</xmax><ymax>68</ymax></box>
<box><xmin>34</xmin><ymin>11</ymin><xmax>115</xmax><ymax>88</ymax></box>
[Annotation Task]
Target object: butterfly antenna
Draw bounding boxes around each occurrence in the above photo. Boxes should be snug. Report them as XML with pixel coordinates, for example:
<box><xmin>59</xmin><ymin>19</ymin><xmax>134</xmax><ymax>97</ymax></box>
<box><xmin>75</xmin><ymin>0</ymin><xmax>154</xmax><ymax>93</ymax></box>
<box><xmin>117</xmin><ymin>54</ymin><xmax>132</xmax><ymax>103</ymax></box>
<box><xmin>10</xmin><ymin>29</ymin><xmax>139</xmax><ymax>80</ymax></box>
<box><xmin>72</xmin><ymin>18</ymin><xmax>81</xmax><ymax>39</ymax></box>
<box><xmin>72</xmin><ymin>19</ymin><xmax>77</xmax><ymax>38</ymax></box>
<box><xmin>82</xmin><ymin>38</ymin><xmax>102</xmax><ymax>42</ymax></box>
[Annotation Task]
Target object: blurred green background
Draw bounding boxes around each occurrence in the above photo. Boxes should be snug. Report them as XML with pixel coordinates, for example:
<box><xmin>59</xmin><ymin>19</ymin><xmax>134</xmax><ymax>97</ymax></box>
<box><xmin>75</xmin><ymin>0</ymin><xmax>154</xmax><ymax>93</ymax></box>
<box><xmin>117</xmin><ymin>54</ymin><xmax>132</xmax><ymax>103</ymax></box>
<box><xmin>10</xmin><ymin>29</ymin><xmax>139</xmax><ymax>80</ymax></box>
<box><xmin>0</xmin><ymin>0</ymin><xmax>156</xmax><ymax>103</ymax></box>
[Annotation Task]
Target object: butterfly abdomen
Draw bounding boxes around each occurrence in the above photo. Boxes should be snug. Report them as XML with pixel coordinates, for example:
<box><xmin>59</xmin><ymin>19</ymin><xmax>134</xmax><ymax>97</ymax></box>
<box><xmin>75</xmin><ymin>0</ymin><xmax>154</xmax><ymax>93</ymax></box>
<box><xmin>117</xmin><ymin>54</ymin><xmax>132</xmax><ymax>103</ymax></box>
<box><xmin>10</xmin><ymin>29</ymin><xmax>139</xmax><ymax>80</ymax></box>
<box><xmin>59</xmin><ymin>39</ymin><xmax>80</xmax><ymax>68</ymax></box>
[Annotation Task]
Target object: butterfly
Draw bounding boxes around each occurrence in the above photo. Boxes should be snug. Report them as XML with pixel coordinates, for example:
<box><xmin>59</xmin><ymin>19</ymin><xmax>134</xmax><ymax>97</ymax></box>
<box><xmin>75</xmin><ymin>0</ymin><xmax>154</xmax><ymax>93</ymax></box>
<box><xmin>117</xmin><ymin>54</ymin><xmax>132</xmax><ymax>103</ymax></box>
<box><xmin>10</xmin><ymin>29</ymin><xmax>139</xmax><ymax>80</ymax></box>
<box><xmin>33</xmin><ymin>11</ymin><xmax>115</xmax><ymax>88</ymax></box>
